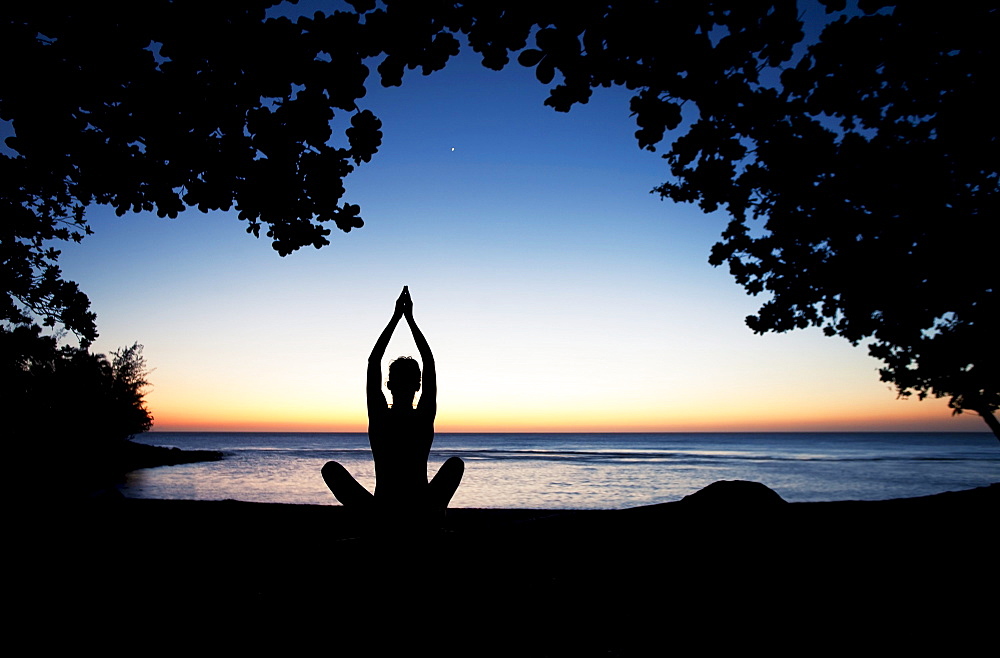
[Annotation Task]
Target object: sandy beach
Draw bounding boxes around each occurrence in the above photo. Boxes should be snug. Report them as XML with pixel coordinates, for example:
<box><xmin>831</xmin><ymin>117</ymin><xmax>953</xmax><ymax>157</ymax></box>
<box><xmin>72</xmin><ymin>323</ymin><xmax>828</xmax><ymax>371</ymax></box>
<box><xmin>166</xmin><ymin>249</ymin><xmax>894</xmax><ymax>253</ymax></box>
<box><xmin>24</xmin><ymin>481</ymin><xmax>996</xmax><ymax>655</ymax></box>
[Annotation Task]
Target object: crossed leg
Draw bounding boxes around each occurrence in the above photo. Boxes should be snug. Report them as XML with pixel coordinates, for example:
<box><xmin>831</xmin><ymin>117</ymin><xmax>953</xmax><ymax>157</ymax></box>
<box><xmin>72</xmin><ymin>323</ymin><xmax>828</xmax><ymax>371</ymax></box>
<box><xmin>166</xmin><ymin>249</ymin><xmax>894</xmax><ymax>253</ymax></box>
<box><xmin>322</xmin><ymin>461</ymin><xmax>375</xmax><ymax>509</ymax></box>
<box><xmin>322</xmin><ymin>456</ymin><xmax>464</xmax><ymax>521</ymax></box>
<box><xmin>428</xmin><ymin>456</ymin><xmax>465</xmax><ymax>510</ymax></box>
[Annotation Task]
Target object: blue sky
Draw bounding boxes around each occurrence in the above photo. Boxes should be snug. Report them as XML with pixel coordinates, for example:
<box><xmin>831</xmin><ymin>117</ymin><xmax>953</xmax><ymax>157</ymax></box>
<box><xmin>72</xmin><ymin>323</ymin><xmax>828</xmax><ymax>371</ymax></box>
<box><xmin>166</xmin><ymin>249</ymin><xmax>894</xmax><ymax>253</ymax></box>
<box><xmin>50</xmin><ymin>7</ymin><xmax>984</xmax><ymax>432</ymax></box>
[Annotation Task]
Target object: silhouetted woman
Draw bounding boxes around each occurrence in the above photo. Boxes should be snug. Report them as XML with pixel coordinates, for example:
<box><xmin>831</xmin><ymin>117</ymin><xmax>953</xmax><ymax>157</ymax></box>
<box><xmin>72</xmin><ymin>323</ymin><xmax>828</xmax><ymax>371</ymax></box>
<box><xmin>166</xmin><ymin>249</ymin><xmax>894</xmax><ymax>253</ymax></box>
<box><xmin>322</xmin><ymin>287</ymin><xmax>464</xmax><ymax>527</ymax></box>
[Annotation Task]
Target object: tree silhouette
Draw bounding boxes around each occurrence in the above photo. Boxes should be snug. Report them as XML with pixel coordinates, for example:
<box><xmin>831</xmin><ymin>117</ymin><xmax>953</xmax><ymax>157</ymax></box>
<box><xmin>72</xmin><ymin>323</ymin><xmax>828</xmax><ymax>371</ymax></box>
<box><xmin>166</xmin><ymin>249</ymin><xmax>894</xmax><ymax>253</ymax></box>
<box><xmin>4</xmin><ymin>325</ymin><xmax>155</xmax><ymax>495</ymax></box>
<box><xmin>5</xmin><ymin>328</ymin><xmax>153</xmax><ymax>443</ymax></box>
<box><xmin>4</xmin><ymin>1</ymin><xmax>996</xmax><ymax>437</ymax></box>
<box><xmin>684</xmin><ymin>4</ymin><xmax>998</xmax><ymax>438</ymax></box>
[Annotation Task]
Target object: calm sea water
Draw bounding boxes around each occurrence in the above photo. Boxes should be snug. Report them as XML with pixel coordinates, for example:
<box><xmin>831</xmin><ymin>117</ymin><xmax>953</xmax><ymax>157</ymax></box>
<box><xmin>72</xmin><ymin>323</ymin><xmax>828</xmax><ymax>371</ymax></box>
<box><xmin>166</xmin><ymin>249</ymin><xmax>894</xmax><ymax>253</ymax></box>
<box><xmin>122</xmin><ymin>432</ymin><xmax>1000</xmax><ymax>509</ymax></box>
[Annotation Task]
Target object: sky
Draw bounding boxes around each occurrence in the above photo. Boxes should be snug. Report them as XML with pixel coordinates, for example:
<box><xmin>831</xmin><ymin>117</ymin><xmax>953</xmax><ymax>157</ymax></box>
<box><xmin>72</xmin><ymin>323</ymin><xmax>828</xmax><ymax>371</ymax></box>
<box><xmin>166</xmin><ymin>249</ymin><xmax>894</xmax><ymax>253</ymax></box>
<box><xmin>52</xmin><ymin>9</ymin><xmax>984</xmax><ymax>434</ymax></box>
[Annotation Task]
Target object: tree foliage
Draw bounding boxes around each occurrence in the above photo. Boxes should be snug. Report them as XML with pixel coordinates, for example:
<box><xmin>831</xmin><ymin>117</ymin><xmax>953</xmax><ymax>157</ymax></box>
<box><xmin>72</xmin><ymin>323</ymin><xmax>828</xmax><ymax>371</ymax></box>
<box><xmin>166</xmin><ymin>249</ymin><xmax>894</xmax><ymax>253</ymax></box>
<box><xmin>3</xmin><ymin>1</ymin><xmax>997</xmax><ymax>436</ymax></box>
<box><xmin>3</xmin><ymin>325</ymin><xmax>154</xmax><ymax>496</ymax></box>
<box><xmin>4</xmin><ymin>326</ymin><xmax>153</xmax><ymax>444</ymax></box>
<box><xmin>650</xmin><ymin>3</ymin><xmax>1000</xmax><ymax>434</ymax></box>
<box><xmin>3</xmin><ymin>0</ymin><xmax>382</xmax><ymax>343</ymax></box>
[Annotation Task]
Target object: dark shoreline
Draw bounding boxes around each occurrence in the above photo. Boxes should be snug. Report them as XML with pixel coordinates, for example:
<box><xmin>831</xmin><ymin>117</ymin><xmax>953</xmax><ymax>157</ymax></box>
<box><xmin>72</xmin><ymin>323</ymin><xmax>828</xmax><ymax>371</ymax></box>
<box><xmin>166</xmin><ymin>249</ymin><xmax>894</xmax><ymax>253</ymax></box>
<box><xmin>116</xmin><ymin>440</ymin><xmax>223</xmax><ymax>471</ymax></box>
<box><xmin>34</xmin><ymin>482</ymin><xmax>997</xmax><ymax>654</ymax></box>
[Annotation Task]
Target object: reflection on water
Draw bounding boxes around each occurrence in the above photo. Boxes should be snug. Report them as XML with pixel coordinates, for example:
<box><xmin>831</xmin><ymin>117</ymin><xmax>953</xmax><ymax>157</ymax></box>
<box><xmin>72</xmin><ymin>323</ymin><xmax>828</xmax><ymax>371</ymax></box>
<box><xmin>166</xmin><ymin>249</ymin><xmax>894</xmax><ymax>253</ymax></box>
<box><xmin>119</xmin><ymin>432</ymin><xmax>1000</xmax><ymax>509</ymax></box>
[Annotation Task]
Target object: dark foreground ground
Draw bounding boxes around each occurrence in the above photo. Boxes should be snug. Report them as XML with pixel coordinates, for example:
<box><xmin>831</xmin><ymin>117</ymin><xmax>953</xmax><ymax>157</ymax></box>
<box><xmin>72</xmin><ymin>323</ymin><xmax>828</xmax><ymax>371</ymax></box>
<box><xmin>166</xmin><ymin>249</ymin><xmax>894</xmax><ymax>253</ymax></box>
<box><xmin>21</xmin><ymin>482</ymin><xmax>998</xmax><ymax>656</ymax></box>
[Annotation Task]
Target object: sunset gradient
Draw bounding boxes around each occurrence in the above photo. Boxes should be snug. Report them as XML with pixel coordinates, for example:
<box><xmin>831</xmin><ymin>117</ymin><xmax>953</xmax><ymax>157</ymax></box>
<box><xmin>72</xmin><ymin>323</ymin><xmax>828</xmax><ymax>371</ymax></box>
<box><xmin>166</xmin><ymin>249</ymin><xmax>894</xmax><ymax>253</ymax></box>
<box><xmin>54</xmin><ymin>46</ymin><xmax>983</xmax><ymax>434</ymax></box>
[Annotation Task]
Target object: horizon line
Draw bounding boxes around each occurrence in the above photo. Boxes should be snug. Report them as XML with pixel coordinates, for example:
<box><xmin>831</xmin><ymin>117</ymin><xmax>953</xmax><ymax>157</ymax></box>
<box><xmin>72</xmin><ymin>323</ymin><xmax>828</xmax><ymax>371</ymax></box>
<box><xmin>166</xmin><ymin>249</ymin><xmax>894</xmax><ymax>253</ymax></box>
<box><xmin>147</xmin><ymin>428</ymin><xmax>991</xmax><ymax>434</ymax></box>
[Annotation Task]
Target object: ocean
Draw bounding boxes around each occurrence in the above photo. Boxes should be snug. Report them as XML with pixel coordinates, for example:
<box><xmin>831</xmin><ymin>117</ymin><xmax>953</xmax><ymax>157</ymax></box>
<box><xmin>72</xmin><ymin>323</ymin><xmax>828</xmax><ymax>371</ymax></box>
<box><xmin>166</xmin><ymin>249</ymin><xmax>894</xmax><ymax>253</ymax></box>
<box><xmin>123</xmin><ymin>432</ymin><xmax>1000</xmax><ymax>509</ymax></box>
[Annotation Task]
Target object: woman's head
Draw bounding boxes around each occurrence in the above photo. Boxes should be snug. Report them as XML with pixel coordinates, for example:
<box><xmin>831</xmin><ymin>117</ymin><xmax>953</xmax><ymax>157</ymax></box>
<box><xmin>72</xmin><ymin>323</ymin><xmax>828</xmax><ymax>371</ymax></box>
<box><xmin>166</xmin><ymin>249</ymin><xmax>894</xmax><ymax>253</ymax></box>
<box><xmin>387</xmin><ymin>356</ymin><xmax>421</xmax><ymax>393</ymax></box>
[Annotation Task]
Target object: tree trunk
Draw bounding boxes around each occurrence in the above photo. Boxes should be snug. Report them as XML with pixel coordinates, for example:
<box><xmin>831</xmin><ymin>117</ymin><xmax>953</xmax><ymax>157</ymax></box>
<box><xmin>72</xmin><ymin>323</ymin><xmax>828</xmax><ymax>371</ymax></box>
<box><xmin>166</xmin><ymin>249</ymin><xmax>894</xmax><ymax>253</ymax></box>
<box><xmin>978</xmin><ymin>408</ymin><xmax>1000</xmax><ymax>443</ymax></box>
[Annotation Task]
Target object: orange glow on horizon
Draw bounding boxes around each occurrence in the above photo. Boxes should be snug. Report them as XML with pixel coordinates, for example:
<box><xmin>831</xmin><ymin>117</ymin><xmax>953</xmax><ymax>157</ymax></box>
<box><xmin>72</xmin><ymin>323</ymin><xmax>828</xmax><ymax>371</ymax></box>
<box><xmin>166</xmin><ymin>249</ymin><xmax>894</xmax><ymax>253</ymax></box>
<box><xmin>149</xmin><ymin>397</ymin><xmax>987</xmax><ymax>433</ymax></box>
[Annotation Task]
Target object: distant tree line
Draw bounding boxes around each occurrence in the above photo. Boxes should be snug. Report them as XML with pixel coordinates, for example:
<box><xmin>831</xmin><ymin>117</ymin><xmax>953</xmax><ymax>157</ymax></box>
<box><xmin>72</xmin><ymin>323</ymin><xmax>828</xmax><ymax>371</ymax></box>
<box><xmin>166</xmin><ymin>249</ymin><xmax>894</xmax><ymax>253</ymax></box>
<box><xmin>4</xmin><ymin>325</ymin><xmax>153</xmax><ymax>494</ymax></box>
<box><xmin>3</xmin><ymin>1</ymin><xmax>997</xmax><ymax>438</ymax></box>
<box><xmin>5</xmin><ymin>326</ymin><xmax>152</xmax><ymax>443</ymax></box>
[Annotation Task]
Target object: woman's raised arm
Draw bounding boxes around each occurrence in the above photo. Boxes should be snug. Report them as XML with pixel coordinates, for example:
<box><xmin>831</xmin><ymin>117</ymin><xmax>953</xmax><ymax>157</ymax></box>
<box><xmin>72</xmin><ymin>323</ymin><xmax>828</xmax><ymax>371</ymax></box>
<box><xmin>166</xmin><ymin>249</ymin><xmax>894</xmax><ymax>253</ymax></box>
<box><xmin>367</xmin><ymin>288</ymin><xmax>407</xmax><ymax>411</ymax></box>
